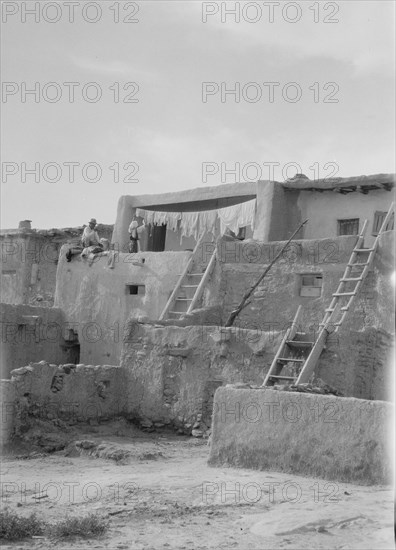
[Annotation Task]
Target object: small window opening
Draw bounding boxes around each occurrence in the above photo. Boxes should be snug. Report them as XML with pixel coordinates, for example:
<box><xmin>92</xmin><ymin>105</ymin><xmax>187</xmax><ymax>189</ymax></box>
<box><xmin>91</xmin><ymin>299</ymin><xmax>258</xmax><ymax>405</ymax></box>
<box><xmin>300</xmin><ymin>274</ymin><xmax>322</xmax><ymax>297</ymax></box>
<box><xmin>372</xmin><ymin>211</ymin><xmax>394</xmax><ymax>236</ymax></box>
<box><xmin>337</xmin><ymin>218</ymin><xmax>359</xmax><ymax>236</ymax></box>
<box><xmin>127</xmin><ymin>284</ymin><xmax>145</xmax><ymax>295</ymax></box>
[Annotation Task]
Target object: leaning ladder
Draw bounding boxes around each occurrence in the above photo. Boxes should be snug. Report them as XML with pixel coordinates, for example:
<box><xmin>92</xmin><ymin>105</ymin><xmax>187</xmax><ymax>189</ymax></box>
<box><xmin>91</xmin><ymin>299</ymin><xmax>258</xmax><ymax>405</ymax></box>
<box><xmin>159</xmin><ymin>235</ymin><xmax>217</xmax><ymax>321</ymax></box>
<box><xmin>262</xmin><ymin>202</ymin><xmax>394</xmax><ymax>387</ymax></box>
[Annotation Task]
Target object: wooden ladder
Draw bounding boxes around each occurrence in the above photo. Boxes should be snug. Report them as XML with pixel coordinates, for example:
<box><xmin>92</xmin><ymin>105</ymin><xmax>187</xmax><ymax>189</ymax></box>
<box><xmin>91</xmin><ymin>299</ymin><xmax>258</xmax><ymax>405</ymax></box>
<box><xmin>159</xmin><ymin>234</ymin><xmax>217</xmax><ymax>321</ymax></box>
<box><xmin>263</xmin><ymin>202</ymin><xmax>394</xmax><ymax>387</ymax></box>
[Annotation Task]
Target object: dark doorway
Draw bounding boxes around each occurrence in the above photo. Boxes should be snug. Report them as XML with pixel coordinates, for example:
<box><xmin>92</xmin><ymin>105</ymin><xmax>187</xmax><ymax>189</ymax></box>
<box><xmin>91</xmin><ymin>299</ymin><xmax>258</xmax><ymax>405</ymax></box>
<box><xmin>61</xmin><ymin>330</ymin><xmax>80</xmax><ymax>364</ymax></box>
<box><xmin>147</xmin><ymin>224</ymin><xmax>167</xmax><ymax>252</ymax></box>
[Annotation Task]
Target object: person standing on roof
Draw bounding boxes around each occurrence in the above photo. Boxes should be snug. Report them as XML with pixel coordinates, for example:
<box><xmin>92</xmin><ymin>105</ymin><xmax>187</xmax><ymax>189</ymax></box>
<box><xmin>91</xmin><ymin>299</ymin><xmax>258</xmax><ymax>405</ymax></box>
<box><xmin>128</xmin><ymin>220</ymin><xmax>141</xmax><ymax>253</ymax></box>
<box><xmin>82</xmin><ymin>218</ymin><xmax>100</xmax><ymax>247</ymax></box>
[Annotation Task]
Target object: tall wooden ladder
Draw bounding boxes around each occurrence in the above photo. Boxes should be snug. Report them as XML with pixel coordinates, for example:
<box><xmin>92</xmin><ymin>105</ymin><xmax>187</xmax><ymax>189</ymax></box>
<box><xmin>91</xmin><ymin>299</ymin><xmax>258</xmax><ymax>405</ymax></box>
<box><xmin>159</xmin><ymin>234</ymin><xmax>217</xmax><ymax>321</ymax></box>
<box><xmin>263</xmin><ymin>202</ymin><xmax>394</xmax><ymax>387</ymax></box>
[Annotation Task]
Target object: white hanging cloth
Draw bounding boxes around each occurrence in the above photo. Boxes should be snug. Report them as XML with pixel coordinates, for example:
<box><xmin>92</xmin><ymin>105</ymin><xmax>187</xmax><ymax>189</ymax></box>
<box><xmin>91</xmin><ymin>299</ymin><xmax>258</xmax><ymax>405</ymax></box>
<box><xmin>135</xmin><ymin>199</ymin><xmax>256</xmax><ymax>239</ymax></box>
<box><xmin>217</xmin><ymin>199</ymin><xmax>256</xmax><ymax>235</ymax></box>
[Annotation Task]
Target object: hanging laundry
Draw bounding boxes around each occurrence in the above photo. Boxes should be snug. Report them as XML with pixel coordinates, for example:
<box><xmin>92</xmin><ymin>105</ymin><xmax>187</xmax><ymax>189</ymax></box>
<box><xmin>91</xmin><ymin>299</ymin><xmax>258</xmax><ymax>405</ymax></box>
<box><xmin>197</xmin><ymin>210</ymin><xmax>218</xmax><ymax>238</ymax></box>
<box><xmin>180</xmin><ymin>212</ymin><xmax>200</xmax><ymax>240</ymax></box>
<box><xmin>218</xmin><ymin>199</ymin><xmax>256</xmax><ymax>235</ymax></box>
<box><xmin>134</xmin><ymin>199</ymin><xmax>256</xmax><ymax>241</ymax></box>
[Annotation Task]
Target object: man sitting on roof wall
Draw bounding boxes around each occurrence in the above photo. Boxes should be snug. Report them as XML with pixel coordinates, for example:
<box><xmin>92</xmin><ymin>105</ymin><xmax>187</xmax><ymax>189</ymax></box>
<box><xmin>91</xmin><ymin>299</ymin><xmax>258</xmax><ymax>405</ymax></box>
<box><xmin>66</xmin><ymin>218</ymin><xmax>101</xmax><ymax>262</ymax></box>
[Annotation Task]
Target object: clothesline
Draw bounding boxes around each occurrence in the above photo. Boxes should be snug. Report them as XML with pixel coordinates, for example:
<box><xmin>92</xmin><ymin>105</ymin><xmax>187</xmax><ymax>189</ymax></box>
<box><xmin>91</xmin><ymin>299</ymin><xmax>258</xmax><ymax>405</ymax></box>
<box><xmin>135</xmin><ymin>199</ymin><xmax>256</xmax><ymax>241</ymax></box>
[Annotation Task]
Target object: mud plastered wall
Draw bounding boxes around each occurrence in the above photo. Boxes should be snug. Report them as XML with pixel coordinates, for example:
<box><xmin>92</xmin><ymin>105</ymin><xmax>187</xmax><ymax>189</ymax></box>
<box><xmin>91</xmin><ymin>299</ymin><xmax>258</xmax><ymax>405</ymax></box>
<box><xmin>54</xmin><ymin>248</ymin><xmax>191</xmax><ymax>366</ymax></box>
<box><xmin>209</xmin><ymin>386</ymin><xmax>394</xmax><ymax>485</ymax></box>
<box><xmin>0</xmin><ymin>233</ymin><xmax>59</xmax><ymax>307</ymax></box>
<box><xmin>0</xmin><ymin>226</ymin><xmax>113</xmax><ymax>307</ymax></box>
<box><xmin>207</xmin><ymin>232</ymin><xmax>394</xmax><ymax>399</ymax></box>
<box><xmin>214</xmin><ymin>235</ymin><xmax>361</xmax><ymax>329</ymax></box>
<box><xmin>0</xmin><ymin>303</ymin><xmax>76</xmax><ymax>379</ymax></box>
<box><xmin>120</xmin><ymin>324</ymin><xmax>280</xmax><ymax>434</ymax></box>
<box><xmin>6</xmin><ymin>361</ymin><xmax>127</xmax><ymax>440</ymax></box>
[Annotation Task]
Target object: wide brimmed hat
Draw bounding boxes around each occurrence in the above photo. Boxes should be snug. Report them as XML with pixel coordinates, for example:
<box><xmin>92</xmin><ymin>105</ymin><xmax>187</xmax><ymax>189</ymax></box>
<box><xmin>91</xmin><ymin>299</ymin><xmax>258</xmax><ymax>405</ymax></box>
<box><xmin>89</xmin><ymin>218</ymin><xmax>97</xmax><ymax>224</ymax></box>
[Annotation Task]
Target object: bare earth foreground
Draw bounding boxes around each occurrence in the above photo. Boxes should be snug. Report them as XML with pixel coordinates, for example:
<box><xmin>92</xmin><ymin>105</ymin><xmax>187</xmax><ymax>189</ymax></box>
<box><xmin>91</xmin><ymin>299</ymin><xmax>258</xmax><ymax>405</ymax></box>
<box><xmin>1</xmin><ymin>420</ymin><xmax>394</xmax><ymax>550</ymax></box>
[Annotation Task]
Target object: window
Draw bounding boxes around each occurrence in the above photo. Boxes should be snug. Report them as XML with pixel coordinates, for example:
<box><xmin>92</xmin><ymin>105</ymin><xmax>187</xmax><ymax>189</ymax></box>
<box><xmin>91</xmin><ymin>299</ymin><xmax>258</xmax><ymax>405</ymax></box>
<box><xmin>126</xmin><ymin>284</ymin><xmax>145</xmax><ymax>296</ymax></box>
<box><xmin>372</xmin><ymin>211</ymin><xmax>394</xmax><ymax>236</ymax></box>
<box><xmin>300</xmin><ymin>274</ymin><xmax>322</xmax><ymax>297</ymax></box>
<box><xmin>337</xmin><ymin>218</ymin><xmax>359</xmax><ymax>236</ymax></box>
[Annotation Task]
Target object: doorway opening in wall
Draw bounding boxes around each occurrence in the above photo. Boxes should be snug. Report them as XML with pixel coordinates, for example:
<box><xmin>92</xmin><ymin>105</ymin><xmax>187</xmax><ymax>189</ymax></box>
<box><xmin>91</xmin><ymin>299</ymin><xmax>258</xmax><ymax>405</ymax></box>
<box><xmin>127</xmin><ymin>284</ymin><xmax>146</xmax><ymax>296</ymax></box>
<box><xmin>147</xmin><ymin>224</ymin><xmax>167</xmax><ymax>252</ymax></box>
<box><xmin>61</xmin><ymin>329</ymin><xmax>80</xmax><ymax>365</ymax></box>
<box><xmin>337</xmin><ymin>218</ymin><xmax>359</xmax><ymax>236</ymax></box>
<box><xmin>300</xmin><ymin>274</ymin><xmax>323</xmax><ymax>297</ymax></box>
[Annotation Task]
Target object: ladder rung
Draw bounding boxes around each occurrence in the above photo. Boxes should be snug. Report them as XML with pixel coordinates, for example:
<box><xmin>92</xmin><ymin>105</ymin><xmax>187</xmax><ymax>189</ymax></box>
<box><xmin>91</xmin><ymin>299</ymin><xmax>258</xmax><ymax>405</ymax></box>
<box><xmin>340</xmin><ymin>277</ymin><xmax>363</xmax><ymax>282</ymax></box>
<box><xmin>286</xmin><ymin>341</ymin><xmax>313</xmax><ymax>348</ymax></box>
<box><xmin>353</xmin><ymin>248</ymin><xmax>375</xmax><ymax>253</ymax></box>
<box><xmin>269</xmin><ymin>375</ymin><xmax>297</xmax><ymax>380</ymax></box>
<box><xmin>277</xmin><ymin>357</ymin><xmax>305</xmax><ymax>363</ymax></box>
<box><xmin>181</xmin><ymin>285</ymin><xmax>199</xmax><ymax>288</ymax></box>
<box><xmin>319</xmin><ymin>320</ymin><xmax>343</xmax><ymax>327</ymax></box>
<box><xmin>168</xmin><ymin>311</ymin><xmax>183</xmax><ymax>315</ymax></box>
<box><xmin>332</xmin><ymin>292</ymin><xmax>356</xmax><ymax>297</ymax></box>
<box><xmin>325</xmin><ymin>307</ymin><xmax>349</xmax><ymax>312</ymax></box>
<box><xmin>175</xmin><ymin>298</ymin><xmax>192</xmax><ymax>301</ymax></box>
<box><xmin>347</xmin><ymin>262</ymin><xmax>369</xmax><ymax>267</ymax></box>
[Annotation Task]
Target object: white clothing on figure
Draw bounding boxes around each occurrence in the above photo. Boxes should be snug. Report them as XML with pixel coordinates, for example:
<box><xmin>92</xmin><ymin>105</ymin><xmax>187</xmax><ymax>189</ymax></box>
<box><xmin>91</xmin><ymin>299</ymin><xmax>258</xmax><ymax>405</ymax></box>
<box><xmin>81</xmin><ymin>226</ymin><xmax>100</xmax><ymax>247</ymax></box>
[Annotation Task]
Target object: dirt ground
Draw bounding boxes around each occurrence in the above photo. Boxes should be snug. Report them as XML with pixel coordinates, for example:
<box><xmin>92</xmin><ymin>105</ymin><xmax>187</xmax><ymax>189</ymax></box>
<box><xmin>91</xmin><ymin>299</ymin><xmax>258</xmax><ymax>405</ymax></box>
<box><xmin>1</xmin><ymin>419</ymin><xmax>394</xmax><ymax>550</ymax></box>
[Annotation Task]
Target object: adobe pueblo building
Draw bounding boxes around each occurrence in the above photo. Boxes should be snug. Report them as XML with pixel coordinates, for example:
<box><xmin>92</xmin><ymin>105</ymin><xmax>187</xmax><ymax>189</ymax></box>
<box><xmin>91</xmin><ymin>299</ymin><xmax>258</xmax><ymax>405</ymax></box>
<box><xmin>1</xmin><ymin>173</ymin><xmax>394</xmax><ymax>483</ymax></box>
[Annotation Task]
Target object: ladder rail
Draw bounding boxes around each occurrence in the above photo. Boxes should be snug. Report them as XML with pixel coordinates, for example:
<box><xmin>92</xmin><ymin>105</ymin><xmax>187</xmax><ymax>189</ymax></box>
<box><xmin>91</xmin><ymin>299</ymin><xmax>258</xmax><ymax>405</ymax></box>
<box><xmin>321</xmin><ymin>219</ymin><xmax>369</xmax><ymax>327</ymax></box>
<box><xmin>322</xmin><ymin>202</ymin><xmax>394</xmax><ymax>331</ymax></box>
<box><xmin>378</xmin><ymin>202</ymin><xmax>394</xmax><ymax>234</ymax></box>
<box><xmin>262</xmin><ymin>305</ymin><xmax>303</xmax><ymax>386</ymax></box>
<box><xmin>296</xmin><ymin>303</ymin><xmax>341</xmax><ymax>384</ymax></box>
<box><xmin>186</xmin><ymin>247</ymin><xmax>217</xmax><ymax>314</ymax></box>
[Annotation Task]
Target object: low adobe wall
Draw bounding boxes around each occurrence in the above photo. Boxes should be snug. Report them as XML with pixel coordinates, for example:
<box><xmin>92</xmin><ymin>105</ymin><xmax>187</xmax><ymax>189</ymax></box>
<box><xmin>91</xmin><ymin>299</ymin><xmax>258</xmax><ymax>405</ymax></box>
<box><xmin>208</xmin><ymin>386</ymin><xmax>394</xmax><ymax>485</ymax></box>
<box><xmin>2</xmin><ymin>361</ymin><xmax>128</xmax><ymax>444</ymax></box>
<box><xmin>120</xmin><ymin>323</ymin><xmax>280</xmax><ymax>434</ymax></box>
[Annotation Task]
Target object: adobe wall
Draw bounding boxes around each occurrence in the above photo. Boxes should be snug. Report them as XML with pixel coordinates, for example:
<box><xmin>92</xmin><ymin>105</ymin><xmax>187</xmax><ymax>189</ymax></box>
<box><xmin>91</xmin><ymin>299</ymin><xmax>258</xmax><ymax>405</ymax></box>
<box><xmin>214</xmin><ymin>235</ymin><xmax>357</xmax><ymax>329</ymax></box>
<box><xmin>253</xmin><ymin>181</ymin><xmax>301</xmax><ymax>242</ymax></box>
<box><xmin>297</xmin><ymin>188</ymin><xmax>394</xmax><ymax>246</ymax></box>
<box><xmin>120</xmin><ymin>323</ymin><xmax>280</xmax><ymax>434</ymax></box>
<box><xmin>54</xmin><ymin>247</ymin><xmax>191</xmax><ymax>365</ymax></box>
<box><xmin>0</xmin><ymin>233</ymin><xmax>59</xmax><ymax>306</ymax></box>
<box><xmin>214</xmin><ymin>233</ymin><xmax>394</xmax><ymax>333</ymax></box>
<box><xmin>0</xmin><ymin>303</ymin><xmax>75</xmax><ymax>379</ymax></box>
<box><xmin>2</xmin><ymin>361</ymin><xmax>128</xmax><ymax>444</ymax></box>
<box><xmin>0</xmin><ymin>225</ymin><xmax>113</xmax><ymax>306</ymax></box>
<box><xmin>112</xmin><ymin>182</ymin><xmax>257</xmax><ymax>250</ymax></box>
<box><xmin>254</xmin><ymin>180</ymin><xmax>393</xmax><ymax>245</ymax></box>
<box><xmin>201</xmin><ymin>232</ymin><xmax>394</xmax><ymax>399</ymax></box>
<box><xmin>0</xmin><ymin>379</ymin><xmax>16</xmax><ymax>447</ymax></box>
<box><xmin>208</xmin><ymin>386</ymin><xmax>394</xmax><ymax>485</ymax></box>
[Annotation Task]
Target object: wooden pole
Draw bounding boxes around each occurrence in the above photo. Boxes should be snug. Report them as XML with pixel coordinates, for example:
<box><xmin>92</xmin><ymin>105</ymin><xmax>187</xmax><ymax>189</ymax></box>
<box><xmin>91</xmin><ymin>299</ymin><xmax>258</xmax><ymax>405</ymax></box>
<box><xmin>224</xmin><ymin>220</ymin><xmax>308</xmax><ymax>327</ymax></box>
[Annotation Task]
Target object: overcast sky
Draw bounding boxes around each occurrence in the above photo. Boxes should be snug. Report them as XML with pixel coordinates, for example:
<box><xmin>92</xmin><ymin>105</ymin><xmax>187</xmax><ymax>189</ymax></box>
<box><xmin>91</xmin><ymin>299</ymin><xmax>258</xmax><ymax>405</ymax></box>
<box><xmin>1</xmin><ymin>0</ymin><xmax>395</xmax><ymax>229</ymax></box>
